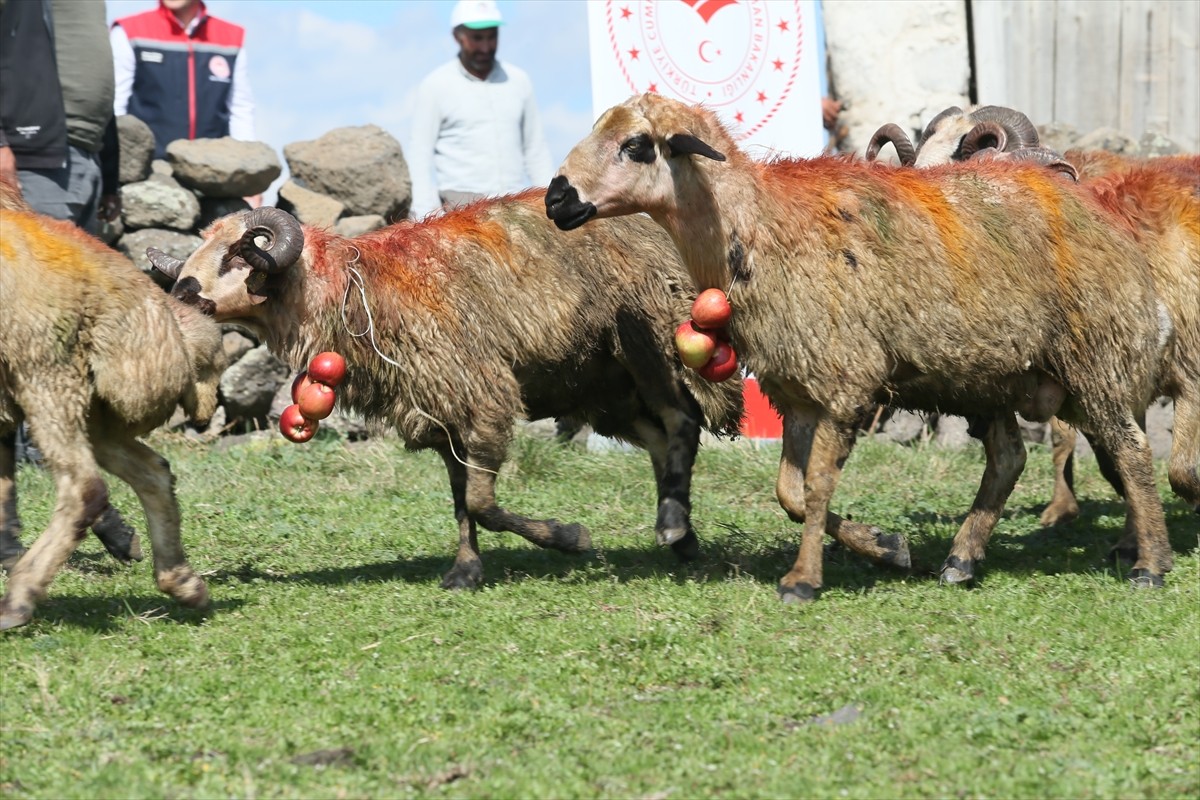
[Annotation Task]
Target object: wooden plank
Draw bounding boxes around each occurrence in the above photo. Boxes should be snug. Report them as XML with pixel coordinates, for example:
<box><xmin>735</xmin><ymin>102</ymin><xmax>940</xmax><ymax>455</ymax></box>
<box><xmin>1166</xmin><ymin>0</ymin><xmax>1200</xmax><ymax>150</ymax></box>
<box><xmin>972</xmin><ymin>0</ymin><xmax>1057</xmax><ymax>124</ymax></box>
<box><xmin>1119</xmin><ymin>0</ymin><xmax>1173</xmax><ymax>137</ymax></box>
<box><xmin>1054</xmin><ymin>0</ymin><xmax>1123</xmax><ymax>133</ymax></box>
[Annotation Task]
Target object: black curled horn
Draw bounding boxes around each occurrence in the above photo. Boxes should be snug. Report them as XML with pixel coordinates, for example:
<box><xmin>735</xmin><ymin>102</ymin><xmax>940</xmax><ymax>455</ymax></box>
<box><xmin>960</xmin><ymin>121</ymin><xmax>1008</xmax><ymax>159</ymax></box>
<box><xmin>1008</xmin><ymin>147</ymin><xmax>1080</xmax><ymax>182</ymax></box>
<box><xmin>238</xmin><ymin>207</ymin><xmax>304</xmax><ymax>273</ymax></box>
<box><xmin>919</xmin><ymin>106</ymin><xmax>963</xmax><ymax>144</ymax></box>
<box><xmin>667</xmin><ymin>133</ymin><xmax>726</xmax><ymax>162</ymax></box>
<box><xmin>968</xmin><ymin>106</ymin><xmax>1040</xmax><ymax>150</ymax></box>
<box><xmin>146</xmin><ymin>247</ymin><xmax>185</xmax><ymax>280</ymax></box>
<box><xmin>865</xmin><ymin>123</ymin><xmax>916</xmax><ymax>165</ymax></box>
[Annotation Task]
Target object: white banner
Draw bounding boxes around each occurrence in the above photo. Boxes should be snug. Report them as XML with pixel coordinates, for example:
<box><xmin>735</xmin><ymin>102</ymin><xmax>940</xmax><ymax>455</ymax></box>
<box><xmin>586</xmin><ymin>0</ymin><xmax>824</xmax><ymax>159</ymax></box>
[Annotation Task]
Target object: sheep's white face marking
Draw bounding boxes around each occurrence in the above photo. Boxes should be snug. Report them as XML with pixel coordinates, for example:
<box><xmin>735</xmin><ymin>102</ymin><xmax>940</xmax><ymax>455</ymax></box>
<box><xmin>170</xmin><ymin>218</ymin><xmax>276</xmax><ymax>339</ymax></box>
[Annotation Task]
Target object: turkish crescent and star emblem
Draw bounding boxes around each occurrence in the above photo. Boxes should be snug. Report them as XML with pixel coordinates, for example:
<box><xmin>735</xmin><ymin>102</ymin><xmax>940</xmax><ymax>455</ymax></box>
<box><xmin>605</xmin><ymin>0</ymin><xmax>805</xmax><ymax>140</ymax></box>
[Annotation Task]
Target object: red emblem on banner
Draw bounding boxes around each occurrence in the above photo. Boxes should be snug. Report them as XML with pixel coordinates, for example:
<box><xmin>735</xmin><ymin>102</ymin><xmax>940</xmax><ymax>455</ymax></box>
<box><xmin>605</xmin><ymin>0</ymin><xmax>804</xmax><ymax>139</ymax></box>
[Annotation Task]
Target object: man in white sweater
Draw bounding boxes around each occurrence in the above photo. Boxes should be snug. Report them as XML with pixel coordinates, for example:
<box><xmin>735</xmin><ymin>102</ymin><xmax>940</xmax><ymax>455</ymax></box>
<box><xmin>408</xmin><ymin>0</ymin><xmax>553</xmax><ymax>218</ymax></box>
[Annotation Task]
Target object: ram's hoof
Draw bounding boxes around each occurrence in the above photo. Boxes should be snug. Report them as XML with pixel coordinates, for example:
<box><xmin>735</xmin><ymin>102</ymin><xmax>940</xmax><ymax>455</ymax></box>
<box><xmin>1128</xmin><ymin>569</ymin><xmax>1164</xmax><ymax>589</ymax></box>
<box><xmin>669</xmin><ymin>529</ymin><xmax>700</xmax><ymax>562</ymax></box>
<box><xmin>440</xmin><ymin>560</ymin><xmax>483</xmax><ymax>591</ymax></box>
<box><xmin>552</xmin><ymin>522</ymin><xmax>591</xmax><ymax>554</ymax></box>
<box><xmin>939</xmin><ymin>556</ymin><xmax>975</xmax><ymax>586</ymax></box>
<box><xmin>92</xmin><ymin>507</ymin><xmax>144</xmax><ymax>564</ymax></box>
<box><xmin>0</xmin><ymin>596</ymin><xmax>33</xmax><ymax>631</ymax></box>
<box><xmin>778</xmin><ymin>582</ymin><xmax>817</xmax><ymax>604</ymax></box>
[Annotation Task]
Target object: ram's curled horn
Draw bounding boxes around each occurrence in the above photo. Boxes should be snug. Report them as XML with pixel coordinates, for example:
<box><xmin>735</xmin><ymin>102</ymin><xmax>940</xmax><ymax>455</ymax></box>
<box><xmin>237</xmin><ymin>207</ymin><xmax>304</xmax><ymax>273</ymax></box>
<box><xmin>969</xmin><ymin>106</ymin><xmax>1040</xmax><ymax>150</ymax></box>
<box><xmin>865</xmin><ymin>123</ymin><xmax>917</xmax><ymax>165</ymax></box>
<box><xmin>919</xmin><ymin>105</ymin><xmax>963</xmax><ymax>143</ymax></box>
<box><xmin>960</xmin><ymin>121</ymin><xmax>1008</xmax><ymax>158</ymax></box>
<box><xmin>147</xmin><ymin>247</ymin><xmax>185</xmax><ymax>280</ymax></box>
<box><xmin>1008</xmin><ymin>147</ymin><xmax>1080</xmax><ymax>182</ymax></box>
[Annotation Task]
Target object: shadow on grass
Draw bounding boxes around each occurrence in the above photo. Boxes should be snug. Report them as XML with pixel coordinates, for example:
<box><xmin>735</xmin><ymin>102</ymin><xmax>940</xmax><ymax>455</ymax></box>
<box><xmin>14</xmin><ymin>594</ymin><xmax>245</xmax><ymax>633</ymax></box>
<box><xmin>194</xmin><ymin>495</ymin><xmax>1195</xmax><ymax>597</ymax></box>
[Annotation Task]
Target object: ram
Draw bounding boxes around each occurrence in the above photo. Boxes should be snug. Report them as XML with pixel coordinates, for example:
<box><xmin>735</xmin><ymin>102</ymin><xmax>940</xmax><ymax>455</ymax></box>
<box><xmin>160</xmin><ymin>197</ymin><xmax>913</xmax><ymax>591</ymax></box>
<box><xmin>0</xmin><ymin>194</ymin><xmax>226</xmax><ymax>630</ymax></box>
<box><xmin>909</xmin><ymin>107</ymin><xmax>1199</xmax><ymax>534</ymax></box>
<box><xmin>546</xmin><ymin>93</ymin><xmax>1173</xmax><ymax>601</ymax></box>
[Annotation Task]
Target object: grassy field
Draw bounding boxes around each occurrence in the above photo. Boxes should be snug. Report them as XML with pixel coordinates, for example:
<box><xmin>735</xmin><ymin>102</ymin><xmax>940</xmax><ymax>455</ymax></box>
<box><xmin>1</xmin><ymin>427</ymin><xmax>1196</xmax><ymax>799</ymax></box>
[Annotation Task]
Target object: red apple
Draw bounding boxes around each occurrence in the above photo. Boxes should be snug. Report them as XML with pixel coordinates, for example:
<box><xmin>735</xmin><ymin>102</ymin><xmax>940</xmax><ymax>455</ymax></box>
<box><xmin>291</xmin><ymin>371</ymin><xmax>317</xmax><ymax>403</ymax></box>
<box><xmin>691</xmin><ymin>288</ymin><xmax>732</xmax><ymax>331</ymax></box>
<box><xmin>279</xmin><ymin>403</ymin><xmax>319</xmax><ymax>443</ymax></box>
<box><xmin>697</xmin><ymin>341</ymin><xmax>739</xmax><ymax>382</ymax></box>
<box><xmin>307</xmin><ymin>351</ymin><xmax>347</xmax><ymax>387</ymax></box>
<box><xmin>674</xmin><ymin>320</ymin><xmax>718</xmax><ymax>370</ymax></box>
<box><xmin>297</xmin><ymin>381</ymin><xmax>336</xmax><ymax>421</ymax></box>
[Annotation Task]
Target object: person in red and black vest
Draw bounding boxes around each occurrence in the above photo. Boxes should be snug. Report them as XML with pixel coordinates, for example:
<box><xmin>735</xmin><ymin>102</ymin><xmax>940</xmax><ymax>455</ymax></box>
<box><xmin>110</xmin><ymin>0</ymin><xmax>255</xmax><ymax>164</ymax></box>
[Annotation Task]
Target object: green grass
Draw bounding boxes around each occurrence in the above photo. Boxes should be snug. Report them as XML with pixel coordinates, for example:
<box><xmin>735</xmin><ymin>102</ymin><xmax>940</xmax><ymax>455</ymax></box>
<box><xmin>2</xmin><ymin>429</ymin><xmax>1197</xmax><ymax>799</ymax></box>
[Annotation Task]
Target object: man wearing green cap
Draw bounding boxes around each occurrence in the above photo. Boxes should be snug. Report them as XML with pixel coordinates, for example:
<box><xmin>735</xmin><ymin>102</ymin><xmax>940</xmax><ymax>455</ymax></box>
<box><xmin>408</xmin><ymin>0</ymin><xmax>552</xmax><ymax>218</ymax></box>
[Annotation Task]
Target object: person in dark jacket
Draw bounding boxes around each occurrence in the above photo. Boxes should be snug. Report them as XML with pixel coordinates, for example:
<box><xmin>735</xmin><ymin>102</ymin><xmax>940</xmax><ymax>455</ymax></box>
<box><xmin>0</xmin><ymin>0</ymin><xmax>120</xmax><ymax>233</ymax></box>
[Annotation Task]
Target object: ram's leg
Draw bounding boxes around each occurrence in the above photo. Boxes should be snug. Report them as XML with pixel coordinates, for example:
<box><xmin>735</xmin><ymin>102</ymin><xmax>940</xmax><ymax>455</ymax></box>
<box><xmin>435</xmin><ymin>443</ymin><xmax>483</xmax><ymax>590</ymax></box>
<box><xmin>776</xmin><ymin>408</ymin><xmax>909</xmax><ymax>570</ymax></box>
<box><xmin>93</xmin><ymin>438</ymin><xmax>207</xmax><ymax>609</ymax></box>
<box><xmin>1165</xmin><ymin>391</ymin><xmax>1199</xmax><ymax>511</ymax></box>
<box><xmin>1040</xmin><ymin>417</ymin><xmax>1080</xmax><ymax>527</ymax></box>
<box><xmin>0</xmin><ymin>430</ymin><xmax>25</xmax><ymax>573</ymax></box>
<box><xmin>1079</xmin><ymin>408</ymin><xmax>1170</xmax><ymax>586</ymax></box>
<box><xmin>941</xmin><ymin>414</ymin><xmax>1026</xmax><ymax>585</ymax></box>
<box><xmin>460</xmin><ymin>437</ymin><xmax>591</xmax><ymax>555</ymax></box>
<box><xmin>90</xmin><ymin>504</ymin><xmax>143</xmax><ymax>564</ymax></box>
<box><xmin>1</xmin><ymin>405</ymin><xmax>107</xmax><ymax>631</ymax></box>
<box><xmin>633</xmin><ymin>410</ymin><xmax>700</xmax><ymax>561</ymax></box>
<box><xmin>777</xmin><ymin>410</ymin><xmax>855</xmax><ymax>603</ymax></box>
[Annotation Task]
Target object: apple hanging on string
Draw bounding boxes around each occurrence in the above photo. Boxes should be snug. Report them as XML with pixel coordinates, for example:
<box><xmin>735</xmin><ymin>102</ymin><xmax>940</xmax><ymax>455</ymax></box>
<box><xmin>674</xmin><ymin>320</ymin><xmax>718</xmax><ymax>369</ymax></box>
<box><xmin>697</xmin><ymin>340</ymin><xmax>739</xmax><ymax>383</ymax></box>
<box><xmin>691</xmin><ymin>288</ymin><xmax>732</xmax><ymax>331</ymax></box>
<box><xmin>307</xmin><ymin>351</ymin><xmax>346</xmax><ymax>387</ymax></box>
<box><xmin>297</xmin><ymin>381</ymin><xmax>336</xmax><ymax>421</ymax></box>
<box><xmin>280</xmin><ymin>403</ymin><xmax>319</xmax><ymax>443</ymax></box>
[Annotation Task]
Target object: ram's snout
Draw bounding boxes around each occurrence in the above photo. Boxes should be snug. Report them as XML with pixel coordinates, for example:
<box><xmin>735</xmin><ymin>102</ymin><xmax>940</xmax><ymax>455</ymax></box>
<box><xmin>545</xmin><ymin>175</ymin><xmax>597</xmax><ymax>231</ymax></box>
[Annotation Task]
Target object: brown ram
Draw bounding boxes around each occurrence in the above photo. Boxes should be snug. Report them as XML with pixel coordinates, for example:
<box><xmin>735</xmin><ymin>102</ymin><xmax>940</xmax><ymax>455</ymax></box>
<box><xmin>546</xmin><ymin>93</ymin><xmax>1173</xmax><ymax>600</ymax></box>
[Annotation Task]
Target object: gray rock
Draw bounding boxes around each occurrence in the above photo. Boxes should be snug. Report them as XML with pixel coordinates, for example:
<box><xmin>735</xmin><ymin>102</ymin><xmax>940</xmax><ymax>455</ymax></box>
<box><xmin>1140</xmin><ymin>130</ymin><xmax>1182</xmax><ymax>158</ymax></box>
<box><xmin>198</xmin><ymin>196</ymin><xmax>252</xmax><ymax>229</ymax></box>
<box><xmin>334</xmin><ymin>214</ymin><xmax>386</xmax><ymax>238</ymax></box>
<box><xmin>151</xmin><ymin>159</ymin><xmax>173</xmax><ymax>178</ymax></box>
<box><xmin>934</xmin><ymin>414</ymin><xmax>971</xmax><ymax>449</ymax></box>
<box><xmin>1145</xmin><ymin>397</ymin><xmax>1174</xmax><ymax>460</ymax></box>
<box><xmin>220</xmin><ymin>345</ymin><xmax>291</xmax><ymax>426</ymax></box>
<box><xmin>284</xmin><ymin>125</ymin><xmax>412</xmax><ymax>221</ymax></box>
<box><xmin>115</xmin><ymin>228</ymin><xmax>202</xmax><ymax>287</ymax></box>
<box><xmin>1017</xmin><ymin>416</ymin><xmax>1049</xmax><ymax>445</ymax></box>
<box><xmin>277</xmin><ymin>179</ymin><xmax>344</xmax><ymax>228</ymax></box>
<box><xmin>116</xmin><ymin>114</ymin><xmax>155</xmax><ymax>185</ymax></box>
<box><xmin>877</xmin><ymin>409</ymin><xmax>927</xmax><ymax>444</ymax></box>
<box><xmin>166</xmin><ymin>138</ymin><xmax>282</xmax><ymax>197</ymax></box>
<box><xmin>1074</xmin><ymin>127</ymin><xmax>1140</xmax><ymax>155</ymax></box>
<box><xmin>1036</xmin><ymin>122</ymin><xmax>1078</xmax><ymax>156</ymax></box>
<box><xmin>120</xmin><ymin>178</ymin><xmax>200</xmax><ymax>231</ymax></box>
<box><xmin>223</xmin><ymin>330</ymin><xmax>257</xmax><ymax>364</ymax></box>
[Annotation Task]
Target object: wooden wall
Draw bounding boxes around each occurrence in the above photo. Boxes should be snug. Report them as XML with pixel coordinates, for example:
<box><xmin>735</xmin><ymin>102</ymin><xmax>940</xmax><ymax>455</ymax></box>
<box><xmin>971</xmin><ymin>0</ymin><xmax>1199</xmax><ymax>150</ymax></box>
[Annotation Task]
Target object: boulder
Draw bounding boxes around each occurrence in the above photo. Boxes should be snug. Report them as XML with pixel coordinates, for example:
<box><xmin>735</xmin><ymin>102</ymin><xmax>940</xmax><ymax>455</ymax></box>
<box><xmin>166</xmin><ymin>138</ymin><xmax>282</xmax><ymax>197</ymax></box>
<box><xmin>284</xmin><ymin>125</ymin><xmax>412</xmax><ymax>221</ymax></box>
<box><xmin>277</xmin><ymin>179</ymin><xmax>344</xmax><ymax>228</ymax></box>
<box><xmin>120</xmin><ymin>177</ymin><xmax>200</xmax><ymax>231</ymax></box>
<box><xmin>116</xmin><ymin>228</ymin><xmax>203</xmax><ymax>288</ymax></box>
<box><xmin>116</xmin><ymin>114</ymin><xmax>155</xmax><ymax>184</ymax></box>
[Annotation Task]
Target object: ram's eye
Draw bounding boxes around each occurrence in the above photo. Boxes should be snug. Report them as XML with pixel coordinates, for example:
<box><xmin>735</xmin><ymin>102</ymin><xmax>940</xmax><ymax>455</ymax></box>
<box><xmin>245</xmin><ymin>270</ymin><xmax>267</xmax><ymax>293</ymax></box>
<box><xmin>621</xmin><ymin>134</ymin><xmax>656</xmax><ymax>164</ymax></box>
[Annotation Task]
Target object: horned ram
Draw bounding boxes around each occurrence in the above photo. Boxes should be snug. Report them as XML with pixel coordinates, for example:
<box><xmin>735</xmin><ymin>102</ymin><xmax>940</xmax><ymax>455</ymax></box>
<box><xmin>158</xmin><ymin>196</ymin><xmax>913</xmax><ymax>592</ymax></box>
<box><xmin>545</xmin><ymin>93</ymin><xmax>1174</xmax><ymax>601</ymax></box>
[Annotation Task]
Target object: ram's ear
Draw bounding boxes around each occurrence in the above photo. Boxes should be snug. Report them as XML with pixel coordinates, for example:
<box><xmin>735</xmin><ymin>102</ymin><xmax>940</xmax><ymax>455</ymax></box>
<box><xmin>667</xmin><ymin>134</ymin><xmax>726</xmax><ymax>162</ymax></box>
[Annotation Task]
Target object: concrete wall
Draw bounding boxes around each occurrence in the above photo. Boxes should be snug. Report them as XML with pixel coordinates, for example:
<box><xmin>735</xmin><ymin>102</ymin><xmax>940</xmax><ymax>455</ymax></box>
<box><xmin>822</xmin><ymin>0</ymin><xmax>971</xmax><ymax>161</ymax></box>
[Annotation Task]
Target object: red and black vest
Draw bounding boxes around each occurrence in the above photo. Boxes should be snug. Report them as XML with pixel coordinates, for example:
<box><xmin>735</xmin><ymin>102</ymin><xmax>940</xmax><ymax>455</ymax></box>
<box><xmin>114</xmin><ymin>2</ymin><xmax>244</xmax><ymax>158</ymax></box>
